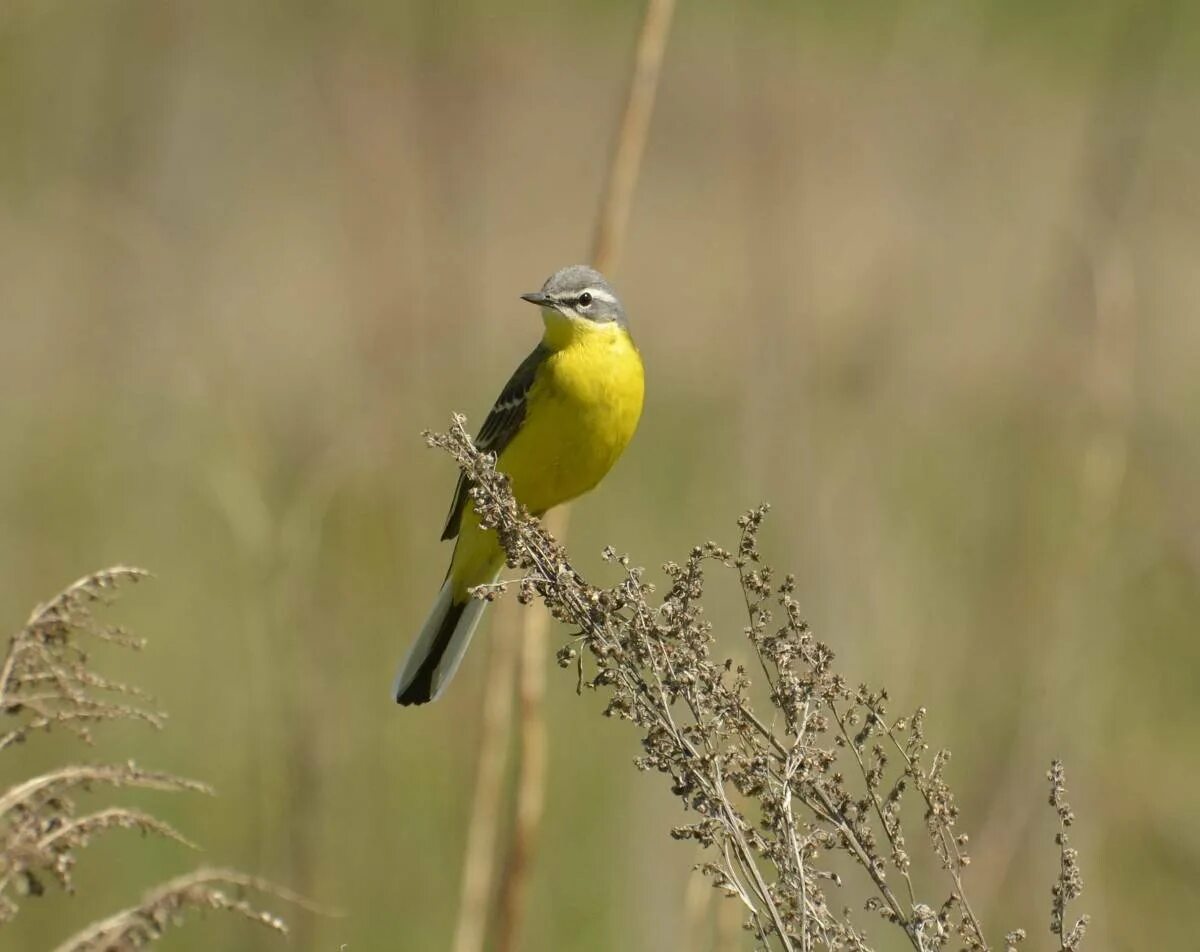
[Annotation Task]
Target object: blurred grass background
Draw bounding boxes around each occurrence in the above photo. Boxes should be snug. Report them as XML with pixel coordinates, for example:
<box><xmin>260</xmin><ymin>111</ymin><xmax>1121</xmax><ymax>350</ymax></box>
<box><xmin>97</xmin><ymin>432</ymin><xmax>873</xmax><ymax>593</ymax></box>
<box><xmin>2</xmin><ymin>0</ymin><xmax>1199</xmax><ymax>948</ymax></box>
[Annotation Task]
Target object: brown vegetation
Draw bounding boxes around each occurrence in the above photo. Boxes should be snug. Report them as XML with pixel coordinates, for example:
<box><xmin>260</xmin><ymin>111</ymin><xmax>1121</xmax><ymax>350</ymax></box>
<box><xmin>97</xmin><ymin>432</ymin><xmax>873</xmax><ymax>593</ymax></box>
<box><xmin>430</xmin><ymin>416</ymin><xmax>1088</xmax><ymax>952</ymax></box>
<box><xmin>0</xmin><ymin>568</ymin><xmax>300</xmax><ymax>949</ymax></box>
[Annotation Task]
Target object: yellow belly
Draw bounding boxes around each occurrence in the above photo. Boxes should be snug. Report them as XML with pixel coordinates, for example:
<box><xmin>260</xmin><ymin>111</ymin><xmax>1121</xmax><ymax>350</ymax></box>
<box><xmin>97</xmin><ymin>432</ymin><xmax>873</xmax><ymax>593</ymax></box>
<box><xmin>500</xmin><ymin>330</ymin><xmax>644</xmax><ymax>513</ymax></box>
<box><xmin>447</xmin><ymin>322</ymin><xmax>644</xmax><ymax>596</ymax></box>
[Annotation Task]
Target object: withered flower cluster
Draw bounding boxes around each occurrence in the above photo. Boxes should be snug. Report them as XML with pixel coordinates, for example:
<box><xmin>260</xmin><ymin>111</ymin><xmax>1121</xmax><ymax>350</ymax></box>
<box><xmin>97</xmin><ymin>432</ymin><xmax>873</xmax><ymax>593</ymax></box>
<box><xmin>1048</xmin><ymin>760</ymin><xmax>1088</xmax><ymax>952</ymax></box>
<box><xmin>430</xmin><ymin>415</ymin><xmax>1089</xmax><ymax>952</ymax></box>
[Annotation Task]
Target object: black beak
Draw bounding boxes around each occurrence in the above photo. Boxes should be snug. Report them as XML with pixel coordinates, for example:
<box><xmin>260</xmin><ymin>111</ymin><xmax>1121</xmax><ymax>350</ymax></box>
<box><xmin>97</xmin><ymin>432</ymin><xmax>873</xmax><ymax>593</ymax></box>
<box><xmin>520</xmin><ymin>291</ymin><xmax>552</xmax><ymax>307</ymax></box>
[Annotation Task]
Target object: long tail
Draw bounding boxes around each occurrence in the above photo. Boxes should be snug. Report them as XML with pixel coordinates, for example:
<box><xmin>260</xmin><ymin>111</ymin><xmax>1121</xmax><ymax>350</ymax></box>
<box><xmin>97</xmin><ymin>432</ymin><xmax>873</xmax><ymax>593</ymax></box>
<box><xmin>393</xmin><ymin>572</ymin><xmax>497</xmax><ymax>705</ymax></box>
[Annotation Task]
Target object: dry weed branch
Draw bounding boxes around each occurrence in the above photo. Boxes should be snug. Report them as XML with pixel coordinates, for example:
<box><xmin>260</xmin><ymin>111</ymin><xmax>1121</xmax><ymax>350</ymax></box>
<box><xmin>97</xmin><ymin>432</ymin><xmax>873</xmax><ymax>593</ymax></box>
<box><xmin>51</xmin><ymin>868</ymin><xmax>304</xmax><ymax>952</ymax></box>
<box><xmin>1</xmin><ymin>568</ymin><xmax>301</xmax><ymax>946</ymax></box>
<box><xmin>1047</xmin><ymin>761</ymin><xmax>1088</xmax><ymax>951</ymax></box>
<box><xmin>0</xmin><ymin>567</ymin><xmax>159</xmax><ymax>750</ymax></box>
<box><xmin>429</xmin><ymin>416</ymin><xmax>1090</xmax><ymax>952</ymax></box>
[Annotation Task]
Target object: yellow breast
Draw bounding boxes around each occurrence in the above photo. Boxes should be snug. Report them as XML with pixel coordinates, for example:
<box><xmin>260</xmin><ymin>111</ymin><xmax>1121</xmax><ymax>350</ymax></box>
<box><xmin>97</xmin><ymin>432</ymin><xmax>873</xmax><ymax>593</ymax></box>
<box><xmin>498</xmin><ymin>317</ymin><xmax>644</xmax><ymax>515</ymax></box>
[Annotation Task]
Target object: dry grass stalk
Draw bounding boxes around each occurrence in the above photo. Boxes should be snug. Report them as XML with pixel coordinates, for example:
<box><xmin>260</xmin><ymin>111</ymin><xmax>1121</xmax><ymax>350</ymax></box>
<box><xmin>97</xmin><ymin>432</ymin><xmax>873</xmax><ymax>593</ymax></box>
<box><xmin>428</xmin><ymin>417</ymin><xmax>1090</xmax><ymax>952</ymax></box>
<box><xmin>0</xmin><ymin>763</ymin><xmax>211</xmax><ymax>920</ymax></box>
<box><xmin>1047</xmin><ymin>761</ymin><xmax>1087</xmax><ymax>952</ymax></box>
<box><xmin>0</xmin><ymin>566</ymin><xmax>159</xmax><ymax>751</ymax></box>
<box><xmin>463</xmin><ymin>1</ymin><xmax>677</xmax><ymax>948</ymax></box>
<box><xmin>51</xmin><ymin>868</ymin><xmax>305</xmax><ymax>952</ymax></box>
<box><xmin>451</xmin><ymin>598</ymin><xmax>521</xmax><ymax>952</ymax></box>
<box><xmin>492</xmin><ymin>511</ymin><xmax>557</xmax><ymax>952</ymax></box>
<box><xmin>495</xmin><ymin>0</ymin><xmax>678</xmax><ymax>941</ymax></box>
<box><xmin>590</xmin><ymin>0</ymin><xmax>678</xmax><ymax>274</ymax></box>
<box><xmin>1</xmin><ymin>568</ymin><xmax>300</xmax><ymax>946</ymax></box>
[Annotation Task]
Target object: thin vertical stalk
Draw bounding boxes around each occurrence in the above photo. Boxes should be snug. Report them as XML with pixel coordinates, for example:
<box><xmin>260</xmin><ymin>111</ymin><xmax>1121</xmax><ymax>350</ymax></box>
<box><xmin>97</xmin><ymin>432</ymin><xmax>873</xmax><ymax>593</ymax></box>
<box><xmin>591</xmin><ymin>0</ymin><xmax>679</xmax><ymax>275</ymax></box>
<box><xmin>451</xmin><ymin>598</ymin><xmax>521</xmax><ymax>952</ymax></box>
<box><xmin>493</xmin><ymin>1</ymin><xmax>678</xmax><ymax>950</ymax></box>
<box><xmin>492</xmin><ymin>512</ymin><xmax>559</xmax><ymax>952</ymax></box>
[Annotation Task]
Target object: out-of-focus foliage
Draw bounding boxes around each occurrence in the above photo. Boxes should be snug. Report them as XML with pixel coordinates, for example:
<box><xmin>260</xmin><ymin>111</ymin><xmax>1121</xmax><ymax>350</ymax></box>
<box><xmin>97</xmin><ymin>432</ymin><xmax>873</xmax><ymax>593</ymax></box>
<box><xmin>1</xmin><ymin>1</ymin><xmax>1197</xmax><ymax>949</ymax></box>
<box><xmin>0</xmin><ymin>568</ymin><xmax>300</xmax><ymax>949</ymax></box>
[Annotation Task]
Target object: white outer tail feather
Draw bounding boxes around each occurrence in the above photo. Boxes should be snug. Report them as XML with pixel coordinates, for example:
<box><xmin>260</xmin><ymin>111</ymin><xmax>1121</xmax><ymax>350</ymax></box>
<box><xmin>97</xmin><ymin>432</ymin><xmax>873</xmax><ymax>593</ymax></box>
<box><xmin>393</xmin><ymin>570</ymin><xmax>499</xmax><ymax>703</ymax></box>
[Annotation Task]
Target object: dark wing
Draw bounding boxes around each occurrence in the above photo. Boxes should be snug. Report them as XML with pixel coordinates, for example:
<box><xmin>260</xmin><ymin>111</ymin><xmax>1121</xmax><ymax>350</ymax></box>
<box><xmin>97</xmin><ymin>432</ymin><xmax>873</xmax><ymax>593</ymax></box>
<box><xmin>440</xmin><ymin>344</ymin><xmax>549</xmax><ymax>541</ymax></box>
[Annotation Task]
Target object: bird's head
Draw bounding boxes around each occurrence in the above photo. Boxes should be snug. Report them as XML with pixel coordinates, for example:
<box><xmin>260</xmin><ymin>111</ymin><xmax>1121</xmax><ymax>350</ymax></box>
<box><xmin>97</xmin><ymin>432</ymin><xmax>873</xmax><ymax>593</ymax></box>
<box><xmin>520</xmin><ymin>265</ymin><xmax>627</xmax><ymax>344</ymax></box>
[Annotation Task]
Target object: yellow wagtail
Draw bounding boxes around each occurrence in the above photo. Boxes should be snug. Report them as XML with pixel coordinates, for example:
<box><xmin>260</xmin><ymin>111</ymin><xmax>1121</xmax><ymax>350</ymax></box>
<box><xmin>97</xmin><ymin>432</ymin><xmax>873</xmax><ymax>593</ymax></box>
<box><xmin>394</xmin><ymin>265</ymin><xmax>645</xmax><ymax>705</ymax></box>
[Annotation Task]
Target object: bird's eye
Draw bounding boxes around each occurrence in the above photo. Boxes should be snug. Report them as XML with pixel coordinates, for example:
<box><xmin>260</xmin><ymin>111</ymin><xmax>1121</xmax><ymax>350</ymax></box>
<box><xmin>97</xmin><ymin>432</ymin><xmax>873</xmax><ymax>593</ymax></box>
<box><xmin>577</xmin><ymin>292</ymin><xmax>592</xmax><ymax>308</ymax></box>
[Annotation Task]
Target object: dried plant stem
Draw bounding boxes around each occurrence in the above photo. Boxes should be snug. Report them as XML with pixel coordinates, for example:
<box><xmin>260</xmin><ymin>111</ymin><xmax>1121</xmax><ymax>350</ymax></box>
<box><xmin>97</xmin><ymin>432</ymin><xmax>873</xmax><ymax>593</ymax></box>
<box><xmin>426</xmin><ymin>419</ymin><xmax>1091</xmax><ymax>951</ymax></box>
<box><xmin>450</xmin><ymin>598</ymin><xmax>520</xmax><ymax>952</ymax></box>
<box><xmin>591</xmin><ymin>0</ymin><xmax>677</xmax><ymax>273</ymax></box>
<box><xmin>1048</xmin><ymin>761</ymin><xmax>1088</xmax><ymax>951</ymax></box>
<box><xmin>51</xmin><ymin>868</ymin><xmax>310</xmax><ymax>952</ymax></box>
<box><xmin>493</xmin><ymin>510</ymin><xmax>559</xmax><ymax>952</ymax></box>
<box><xmin>488</xmin><ymin>1</ymin><xmax>677</xmax><ymax>950</ymax></box>
<box><xmin>1</xmin><ymin>569</ymin><xmax>306</xmax><ymax>944</ymax></box>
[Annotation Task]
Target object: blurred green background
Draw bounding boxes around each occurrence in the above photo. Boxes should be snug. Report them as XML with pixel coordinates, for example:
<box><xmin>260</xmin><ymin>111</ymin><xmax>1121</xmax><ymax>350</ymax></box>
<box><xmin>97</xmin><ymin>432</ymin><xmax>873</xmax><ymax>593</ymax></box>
<box><xmin>2</xmin><ymin>0</ymin><xmax>1199</xmax><ymax>949</ymax></box>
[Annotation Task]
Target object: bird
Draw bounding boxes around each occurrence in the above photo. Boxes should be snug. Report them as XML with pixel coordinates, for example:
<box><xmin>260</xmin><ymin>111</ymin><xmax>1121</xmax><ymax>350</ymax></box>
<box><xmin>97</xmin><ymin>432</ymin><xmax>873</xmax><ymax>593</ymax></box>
<box><xmin>394</xmin><ymin>265</ymin><xmax>645</xmax><ymax>705</ymax></box>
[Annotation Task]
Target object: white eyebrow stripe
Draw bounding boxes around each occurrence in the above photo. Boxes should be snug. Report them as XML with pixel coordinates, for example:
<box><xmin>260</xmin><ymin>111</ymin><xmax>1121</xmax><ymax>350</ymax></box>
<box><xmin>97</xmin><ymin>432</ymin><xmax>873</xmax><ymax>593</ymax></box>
<box><xmin>549</xmin><ymin>287</ymin><xmax>619</xmax><ymax>309</ymax></box>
